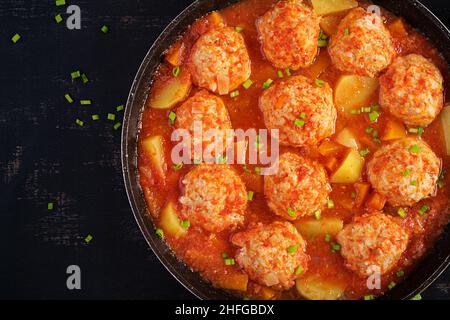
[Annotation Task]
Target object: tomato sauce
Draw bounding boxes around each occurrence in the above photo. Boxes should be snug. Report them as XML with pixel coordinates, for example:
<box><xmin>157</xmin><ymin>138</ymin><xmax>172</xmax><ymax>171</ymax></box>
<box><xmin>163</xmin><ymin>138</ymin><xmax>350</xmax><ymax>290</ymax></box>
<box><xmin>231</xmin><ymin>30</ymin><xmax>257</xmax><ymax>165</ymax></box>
<box><xmin>137</xmin><ymin>0</ymin><xmax>450</xmax><ymax>300</ymax></box>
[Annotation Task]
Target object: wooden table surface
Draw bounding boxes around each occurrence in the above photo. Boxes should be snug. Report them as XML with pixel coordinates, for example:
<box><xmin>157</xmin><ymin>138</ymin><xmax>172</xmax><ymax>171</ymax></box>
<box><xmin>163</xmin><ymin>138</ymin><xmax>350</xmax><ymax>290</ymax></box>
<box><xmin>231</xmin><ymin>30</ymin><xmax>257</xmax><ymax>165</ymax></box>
<box><xmin>1</xmin><ymin>0</ymin><xmax>450</xmax><ymax>299</ymax></box>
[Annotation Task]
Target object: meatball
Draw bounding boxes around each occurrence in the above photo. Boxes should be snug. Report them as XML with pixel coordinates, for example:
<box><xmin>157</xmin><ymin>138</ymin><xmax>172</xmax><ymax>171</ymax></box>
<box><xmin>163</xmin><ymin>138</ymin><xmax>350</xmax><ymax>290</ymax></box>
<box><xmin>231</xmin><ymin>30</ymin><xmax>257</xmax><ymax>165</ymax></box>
<box><xmin>175</xmin><ymin>90</ymin><xmax>232</xmax><ymax>161</ymax></box>
<box><xmin>232</xmin><ymin>221</ymin><xmax>309</xmax><ymax>290</ymax></box>
<box><xmin>264</xmin><ymin>152</ymin><xmax>331</xmax><ymax>220</ymax></box>
<box><xmin>337</xmin><ymin>213</ymin><xmax>409</xmax><ymax>277</ymax></box>
<box><xmin>367</xmin><ymin>138</ymin><xmax>441</xmax><ymax>207</ymax></box>
<box><xmin>328</xmin><ymin>7</ymin><xmax>395</xmax><ymax>77</ymax></box>
<box><xmin>259</xmin><ymin>75</ymin><xmax>336</xmax><ymax>147</ymax></box>
<box><xmin>379</xmin><ymin>54</ymin><xmax>444</xmax><ymax>127</ymax></box>
<box><xmin>179</xmin><ymin>164</ymin><xmax>247</xmax><ymax>233</ymax></box>
<box><xmin>189</xmin><ymin>26</ymin><xmax>251</xmax><ymax>95</ymax></box>
<box><xmin>257</xmin><ymin>0</ymin><xmax>320</xmax><ymax>70</ymax></box>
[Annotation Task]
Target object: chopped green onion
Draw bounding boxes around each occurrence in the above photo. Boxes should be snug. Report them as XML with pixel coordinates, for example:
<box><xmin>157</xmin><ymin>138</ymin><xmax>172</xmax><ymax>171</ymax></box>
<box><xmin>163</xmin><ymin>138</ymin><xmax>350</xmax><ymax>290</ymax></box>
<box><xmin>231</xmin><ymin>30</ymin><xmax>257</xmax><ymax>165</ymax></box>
<box><xmin>113</xmin><ymin>122</ymin><xmax>122</xmax><ymax>130</ymax></box>
<box><xmin>181</xmin><ymin>220</ymin><xmax>190</xmax><ymax>229</ymax></box>
<box><xmin>314</xmin><ymin>210</ymin><xmax>321</xmax><ymax>220</ymax></box>
<box><xmin>173</xmin><ymin>163</ymin><xmax>183</xmax><ymax>171</ymax></box>
<box><xmin>364</xmin><ymin>295</ymin><xmax>375</xmax><ymax>300</ymax></box>
<box><xmin>75</xmin><ymin>119</ymin><xmax>84</xmax><ymax>127</ymax></box>
<box><xmin>80</xmin><ymin>99</ymin><xmax>91</xmax><ymax>105</ymax></box>
<box><xmin>318</xmin><ymin>39</ymin><xmax>328</xmax><ymax>47</ymax></box>
<box><xmin>324</xmin><ymin>233</ymin><xmax>331</xmax><ymax>242</ymax></box>
<box><xmin>101</xmin><ymin>25</ymin><xmax>109</xmax><ymax>33</ymax></box>
<box><xmin>262</xmin><ymin>79</ymin><xmax>274</xmax><ymax>89</ymax></box>
<box><xmin>55</xmin><ymin>14</ymin><xmax>63</xmax><ymax>24</ymax></box>
<box><xmin>371</xmin><ymin>103</ymin><xmax>380</xmax><ymax>111</ymax></box>
<box><xmin>351</xmin><ymin>109</ymin><xmax>361</xmax><ymax>115</ymax></box>
<box><xmin>344</xmin><ymin>28</ymin><xmax>350</xmax><ymax>36</ymax></box>
<box><xmin>224</xmin><ymin>258</ymin><xmax>235</xmax><ymax>266</ymax></box>
<box><xmin>411</xmin><ymin>294</ymin><xmax>422</xmax><ymax>300</ymax></box>
<box><xmin>315</xmin><ymin>79</ymin><xmax>325</xmax><ymax>87</ymax></box>
<box><xmin>366</xmin><ymin>126</ymin><xmax>374</xmax><ymax>134</ymax></box>
<box><xmin>216</xmin><ymin>154</ymin><xmax>227</xmax><ymax>164</ymax></box>
<box><xmin>55</xmin><ymin>0</ymin><xmax>66</xmax><ymax>6</ymax></box>
<box><xmin>47</xmin><ymin>202</ymin><xmax>54</xmax><ymax>210</ymax></box>
<box><xmin>64</xmin><ymin>93</ymin><xmax>74</xmax><ymax>103</ymax></box>
<box><xmin>11</xmin><ymin>33</ymin><xmax>21</xmax><ymax>44</ymax></box>
<box><xmin>294</xmin><ymin>266</ymin><xmax>304</xmax><ymax>276</ymax></box>
<box><xmin>287</xmin><ymin>208</ymin><xmax>296</xmax><ymax>218</ymax></box>
<box><xmin>396</xmin><ymin>270</ymin><xmax>405</xmax><ymax>278</ymax></box>
<box><xmin>116</xmin><ymin>105</ymin><xmax>124</xmax><ymax>112</ymax></box>
<box><xmin>107</xmin><ymin>113</ymin><xmax>116</xmax><ymax>121</ymax></box>
<box><xmin>243</xmin><ymin>166</ymin><xmax>252</xmax><ymax>174</ymax></box>
<box><xmin>230</xmin><ymin>90</ymin><xmax>240</xmax><ymax>98</ymax></box>
<box><xmin>331</xmin><ymin>243</ymin><xmax>341</xmax><ymax>253</ymax></box>
<box><xmin>91</xmin><ymin>114</ymin><xmax>100</xmax><ymax>121</ymax></box>
<box><xmin>84</xmin><ymin>234</ymin><xmax>93</xmax><ymax>244</ymax></box>
<box><xmin>285</xmin><ymin>68</ymin><xmax>292</xmax><ymax>77</ymax></box>
<box><xmin>319</xmin><ymin>30</ymin><xmax>328</xmax><ymax>40</ymax></box>
<box><xmin>300</xmin><ymin>112</ymin><xmax>306</xmax><ymax>119</ymax></box>
<box><xmin>71</xmin><ymin>70</ymin><xmax>81</xmax><ymax>79</ymax></box>
<box><xmin>247</xmin><ymin>191</ymin><xmax>254</xmax><ymax>202</ymax></box>
<box><xmin>222</xmin><ymin>252</ymin><xmax>229</xmax><ymax>259</ymax></box>
<box><xmin>242</xmin><ymin>79</ymin><xmax>253</xmax><ymax>89</ymax></box>
<box><xmin>418</xmin><ymin>205</ymin><xmax>429</xmax><ymax>216</ymax></box>
<box><xmin>361</xmin><ymin>107</ymin><xmax>371</xmax><ymax>113</ymax></box>
<box><xmin>81</xmin><ymin>73</ymin><xmax>89</xmax><ymax>84</ymax></box>
<box><xmin>388</xmin><ymin>281</ymin><xmax>396</xmax><ymax>290</ymax></box>
<box><xmin>155</xmin><ymin>228</ymin><xmax>164</xmax><ymax>238</ymax></box>
<box><xmin>351</xmin><ymin>191</ymin><xmax>356</xmax><ymax>199</ymax></box>
<box><xmin>402</xmin><ymin>169</ymin><xmax>411</xmax><ymax>176</ymax></box>
<box><xmin>359</xmin><ymin>148</ymin><xmax>370</xmax><ymax>157</ymax></box>
<box><xmin>168</xmin><ymin>111</ymin><xmax>177</xmax><ymax>125</ymax></box>
<box><xmin>277</xmin><ymin>70</ymin><xmax>284</xmax><ymax>78</ymax></box>
<box><xmin>411</xmin><ymin>180</ymin><xmax>418</xmax><ymax>186</ymax></box>
<box><xmin>408</xmin><ymin>144</ymin><xmax>421</xmax><ymax>153</ymax></box>
<box><xmin>409</xmin><ymin>127</ymin><xmax>425</xmax><ymax>136</ymax></box>
<box><xmin>397</xmin><ymin>207</ymin><xmax>407</xmax><ymax>219</ymax></box>
<box><xmin>287</xmin><ymin>245</ymin><xmax>297</xmax><ymax>253</ymax></box>
<box><xmin>438</xmin><ymin>170</ymin><xmax>445</xmax><ymax>188</ymax></box>
<box><xmin>294</xmin><ymin>119</ymin><xmax>305</xmax><ymax>127</ymax></box>
<box><xmin>172</xmin><ymin>66</ymin><xmax>181</xmax><ymax>77</ymax></box>
<box><xmin>235</xmin><ymin>26</ymin><xmax>243</xmax><ymax>33</ymax></box>
<box><xmin>255</xmin><ymin>167</ymin><xmax>262</xmax><ymax>175</ymax></box>
<box><xmin>369</xmin><ymin>110</ymin><xmax>380</xmax><ymax>122</ymax></box>
<box><xmin>327</xmin><ymin>199</ymin><xmax>335</xmax><ymax>209</ymax></box>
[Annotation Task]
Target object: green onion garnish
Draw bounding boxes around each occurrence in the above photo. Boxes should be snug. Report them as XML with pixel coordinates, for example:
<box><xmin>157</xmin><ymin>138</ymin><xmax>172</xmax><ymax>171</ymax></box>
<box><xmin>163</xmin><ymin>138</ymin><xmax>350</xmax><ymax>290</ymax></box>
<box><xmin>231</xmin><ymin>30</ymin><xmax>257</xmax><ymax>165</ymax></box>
<box><xmin>116</xmin><ymin>105</ymin><xmax>124</xmax><ymax>112</ymax></box>
<box><xmin>285</xmin><ymin>68</ymin><xmax>292</xmax><ymax>77</ymax></box>
<box><xmin>418</xmin><ymin>205</ymin><xmax>429</xmax><ymax>216</ymax></box>
<box><xmin>172</xmin><ymin>66</ymin><xmax>181</xmax><ymax>77</ymax></box>
<box><xmin>262</xmin><ymin>79</ymin><xmax>274</xmax><ymax>89</ymax></box>
<box><xmin>397</xmin><ymin>208</ymin><xmax>407</xmax><ymax>219</ymax></box>
<box><xmin>101</xmin><ymin>25</ymin><xmax>109</xmax><ymax>33</ymax></box>
<box><xmin>294</xmin><ymin>265</ymin><xmax>304</xmax><ymax>276</ymax></box>
<box><xmin>315</xmin><ymin>79</ymin><xmax>325</xmax><ymax>87</ymax></box>
<box><xmin>243</xmin><ymin>166</ymin><xmax>252</xmax><ymax>174</ymax></box>
<box><xmin>327</xmin><ymin>199</ymin><xmax>335</xmax><ymax>209</ymax></box>
<box><xmin>287</xmin><ymin>245</ymin><xmax>297</xmax><ymax>254</ymax></box>
<box><xmin>294</xmin><ymin>119</ymin><xmax>305</xmax><ymax>127</ymax></box>
<box><xmin>411</xmin><ymin>294</ymin><xmax>422</xmax><ymax>300</ymax></box>
<box><xmin>64</xmin><ymin>93</ymin><xmax>74</xmax><ymax>103</ymax></box>
<box><xmin>75</xmin><ymin>119</ymin><xmax>84</xmax><ymax>127</ymax></box>
<box><xmin>91</xmin><ymin>114</ymin><xmax>100</xmax><ymax>121</ymax></box>
<box><xmin>300</xmin><ymin>112</ymin><xmax>306</xmax><ymax>119</ymax></box>
<box><xmin>181</xmin><ymin>220</ymin><xmax>190</xmax><ymax>229</ymax></box>
<box><xmin>11</xmin><ymin>33</ymin><xmax>21</xmax><ymax>44</ymax></box>
<box><xmin>408</xmin><ymin>127</ymin><xmax>424</xmax><ymax>136</ymax></box>
<box><xmin>80</xmin><ymin>100</ymin><xmax>91</xmax><ymax>105</ymax></box>
<box><xmin>55</xmin><ymin>14</ymin><xmax>63</xmax><ymax>24</ymax></box>
<box><xmin>402</xmin><ymin>169</ymin><xmax>411</xmax><ymax>176</ymax></box>
<box><xmin>107</xmin><ymin>113</ymin><xmax>116</xmax><ymax>121</ymax></box>
<box><xmin>235</xmin><ymin>26</ymin><xmax>243</xmax><ymax>33</ymax></box>
<box><xmin>168</xmin><ymin>111</ymin><xmax>176</xmax><ymax>125</ymax></box>
<box><xmin>351</xmin><ymin>191</ymin><xmax>356</xmax><ymax>199</ymax></box>
<box><xmin>366</xmin><ymin>126</ymin><xmax>374</xmax><ymax>134</ymax></box>
<box><xmin>396</xmin><ymin>270</ymin><xmax>405</xmax><ymax>278</ymax></box>
<box><xmin>314</xmin><ymin>210</ymin><xmax>321</xmax><ymax>220</ymax></box>
<box><xmin>47</xmin><ymin>202</ymin><xmax>54</xmax><ymax>210</ymax></box>
<box><xmin>113</xmin><ymin>122</ymin><xmax>122</xmax><ymax>130</ymax></box>
<box><xmin>287</xmin><ymin>208</ymin><xmax>296</xmax><ymax>218</ymax></box>
<box><xmin>411</xmin><ymin>180</ymin><xmax>418</xmax><ymax>186</ymax></box>
<box><xmin>324</xmin><ymin>233</ymin><xmax>331</xmax><ymax>242</ymax></box>
<box><xmin>344</xmin><ymin>28</ymin><xmax>350</xmax><ymax>36</ymax></box>
<box><xmin>242</xmin><ymin>79</ymin><xmax>253</xmax><ymax>89</ymax></box>
<box><xmin>388</xmin><ymin>282</ymin><xmax>396</xmax><ymax>290</ymax></box>
<box><xmin>331</xmin><ymin>243</ymin><xmax>341</xmax><ymax>253</ymax></box>
<box><xmin>155</xmin><ymin>228</ymin><xmax>164</xmax><ymax>238</ymax></box>
<box><xmin>255</xmin><ymin>167</ymin><xmax>262</xmax><ymax>175</ymax></box>
<box><xmin>222</xmin><ymin>252</ymin><xmax>229</xmax><ymax>259</ymax></box>
<box><xmin>81</xmin><ymin>73</ymin><xmax>89</xmax><ymax>84</ymax></box>
<box><xmin>408</xmin><ymin>144</ymin><xmax>421</xmax><ymax>153</ymax></box>
<box><xmin>247</xmin><ymin>191</ymin><xmax>254</xmax><ymax>202</ymax></box>
<box><xmin>351</xmin><ymin>109</ymin><xmax>361</xmax><ymax>115</ymax></box>
<box><xmin>277</xmin><ymin>70</ymin><xmax>284</xmax><ymax>78</ymax></box>
<box><xmin>173</xmin><ymin>163</ymin><xmax>183</xmax><ymax>171</ymax></box>
<box><xmin>71</xmin><ymin>70</ymin><xmax>81</xmax><ymax>79</ymax></box>
<box><xmin>55</xmin><ymin>0</ymin><xmax>66</xmax><ymax>6</ymax></box>
<box><xmin>359</xmin><ymin>148</ymin><xmax>370</xmax><ymax>157</ymax></box>
<box><xmin>230</xmin><ymin>90</ymin><xmax>240</xmax><ymax>98</ymax></box>
<box><xmin>369</xmin><ymin>110</ymin><xmax>380</xmax><ymax>122</ymax></box>
<box><xmin>318</xmin><ymin>39</ymin><xmax>328</xmax><ymax>47</ymax></box>
<box><xmin>224</xmin><ymin>258</ymin><xmax>235</xmax><ymax>266</ymax></box>
<box><xmin>364</xmin><ymin>295</ymin><xmax>375</xmax><ymax>300</ymax></box>
<box><xmin>84</xmin><ymin>234</ymin><xmax>93</xmax><ymax>244</ymax></box>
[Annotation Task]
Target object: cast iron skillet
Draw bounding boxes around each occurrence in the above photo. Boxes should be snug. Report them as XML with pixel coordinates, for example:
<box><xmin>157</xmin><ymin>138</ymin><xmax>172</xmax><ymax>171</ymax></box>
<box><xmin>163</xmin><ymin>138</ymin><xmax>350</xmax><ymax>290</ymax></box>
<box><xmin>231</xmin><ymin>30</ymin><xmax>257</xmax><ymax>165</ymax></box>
<box><xmin>122</xmin><ymin>0</ymin><xmax>450</xmax><ymax>300</ymax></box>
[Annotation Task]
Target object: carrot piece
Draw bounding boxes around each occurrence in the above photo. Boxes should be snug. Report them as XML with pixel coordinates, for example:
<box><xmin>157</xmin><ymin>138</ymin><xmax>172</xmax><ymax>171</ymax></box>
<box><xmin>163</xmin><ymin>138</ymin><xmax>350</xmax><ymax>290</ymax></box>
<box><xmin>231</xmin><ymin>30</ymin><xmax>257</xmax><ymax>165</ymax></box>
<box><xmin>215</xmin><ymin>273</ymin><xmax>248</xmax><ymax>292</ymax></box>
<box><xmin>323</xmin><ymin>157</ymin><xmax>339</xmax><ymax>173</ymax></box>
<box><xmin>366</xmin><ymin>192</ymin><xmax>387</xmax><ymax>211</ymax></box>
<box><xmin>318</xmin><ymin>140</ymin><xmax>344</xmax><ymax>157</ymax></box>
<box><xmin>354</xmin><ymin>183</ymin><xmax>371</xmax><ymax>208</ymax></box>
<box><xmin>381</xmin><ymin>119</ymin><xmax>406</xmax><ymax>141</ymax></box>
<box><xmin>165</xmin><ymin>41</ymin><xmax>185</xmax><ymax>66</ymax></box>
<box><xmin>388</xmin><ymin>19</ymin><xmax>408</xmax><ymax>39</ymax></box>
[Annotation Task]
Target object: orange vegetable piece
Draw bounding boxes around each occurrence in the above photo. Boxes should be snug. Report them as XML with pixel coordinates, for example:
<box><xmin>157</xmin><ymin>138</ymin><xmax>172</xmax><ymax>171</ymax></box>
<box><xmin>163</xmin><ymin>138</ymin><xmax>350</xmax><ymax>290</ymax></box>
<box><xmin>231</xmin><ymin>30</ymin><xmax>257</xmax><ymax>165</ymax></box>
<box><xmin>323</xmin><ymin>156</ymin><xmax>339</xmax><ymax>173</ymax></box>
<box><xmin>207</xmin><ymin>11</ymin><xmax>225</xmax><ymax>28</ymax></box>
<box><xmin>318</xmin><ymin>140</ymin><xmax>344</xmax><ymax>157</ymax></box>
<box><xmin>388</xmin><ymin>19</ymin><xmax>408</xmax><ymax>39</ymax></box>
<box><xmin>165</xmin><ymin>41</ymin><xmax>185</xmax><ymax>67</ymax></box>
<box><xmin>303</xmin><ymin>50</ymin><xmax>331</xmax><ymax>79</ymax></box>
<box><xmin>354</xmin><ymin>182</ymin><xmax>371</xmax><ymax>208</ymax></box>
<box><xmin>366</xmin><ymin>192</ymin><xmax>387</xmax><ymax>211</ymax></box>
<box><xmin>215</xmin><ymin>272</ymin><xmax>249</xmax><ymax>292</ymax></box>
<box><xmin>260</xmin><ymin>286</ymin><xmax>276</xmax><ymax>300</ymax></box>
<box><xmin>381</xmin><ymin>119</ymin><xmax>406</xmax><ymax>141</ymax></box>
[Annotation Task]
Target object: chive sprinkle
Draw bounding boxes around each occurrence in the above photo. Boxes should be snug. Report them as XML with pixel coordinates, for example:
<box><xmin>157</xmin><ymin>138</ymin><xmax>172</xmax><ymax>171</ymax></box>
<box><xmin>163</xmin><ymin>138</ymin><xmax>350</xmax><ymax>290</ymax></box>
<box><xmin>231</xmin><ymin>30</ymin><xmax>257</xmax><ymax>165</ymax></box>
<box><xmin>47</xmin><ymin>202</ymin><xmax>54</xmax><ymax>210</ymax></box>
<box><xmin>318</xmin><ymin>39</ymin><xmax>328</xmax><ymax>47</ymax></box>
<box><xmin>327</xmin><ymin>199</ymin><xmax>335</xmax><ymax>209</ymax></box>
<box><xmin>243</xmin><ymin>79</ymin><xmax>253</xmax><ymax>89</ymax></box>
<box><xmin>287</xmin><ymin>208</ymin><xmax>296</xmax><ymax>217</ymax></box>
<box><xmin>366</xmin><ymin>126</ymin><xmax>374</xmax><ymax>134</ymax></box>
<box><xmin>331</xmin><ymin>243</ymin><xmax>341</xmax><ymax>253</ymax></box>
<box><xmin>113</xmin><ymin>122</ymin><xmax>122</xmax><ymax>130</ymax></box>
<box><xmin>222</xmin><ymin>252</ymin><xmax>229</xmax><ymax>259</ymax></box>
<box><xmin>277</xmin><ymin>70</ymin><xmax>284</xmax><ymax>78</ymax></box>
<box><xmin>411</xmin><ymin>294</ymin><xmax>422</xmax><ymax>300</ymax></box>
<box><xmin>294</xmin><ymin>266</ymin><xmax>304</xmax><ymax>276</ymax></box>
<box><xmin>418</xmin><ymin>205</ymin><xmax>429</xmax><ymax>216</ymax></box>
<box><xmin>64</xmin><ymin>93</ymin><xmax>74</xmax><ymax>103</ymax></box>
<box><xmin>314</xmin><ymin>209</ymin><xmax>321</xmax><ymax>220</ymax></box>
<box><xmin>55</xmin><ymin>14</ymin><xmax>63</xmax><ymax>24</ymax></box>
<box><xmin>116</xmin><ymin>105</ymin><xmax>124</xmax><ymax>112</ymax></box>
<box><xmin>172</xmin><ymin>66</ymin><xmax>181</xmax><ymax>77</ymax></box>
<box><xmin>411</xmin><ymin>180</ymin><xmax>418</xmax><ymax>186</ymax></box>
<box><xmin>262</xmin><ymin>79</ymin><xmax>274</xmax><ymax>89</ymax></box>
<box><xmin>315</xmin><ymin>79</ymin><xmax>325</xmax><ymax>87</ymax></box>
<box><xmin>351</xmin><ymin>191</ymin><xmax>356</xmax><ymax>199</ymax></box>
<box><xmin>181</xmin><ymin>220</ymin><xmax>190</xmax><ymax>229</ymax></box>
<box><xmin>173</xmin><ymin>163</ymin><xmax>183</xmax><ymax>171</ymax></box>
<box><xmin>369</xmin><ymin>110</ymin><xmax>380</xmax><ymax>122</ymax></box>
<box><xmin>84</xmin><ymin>234</ymin><xmax>93</xmax><ymax>244</ymax></box>
<box><xmin>235</xmin><ymin>26</ymin><xmax>243</xmax><ymax>33</ymax></box>
<box><xmin>324</xmin><ymin>234</ymin><xmax>331</xmax><ymax>242</ymax></box>
<box><xmin>168</xmin><ymin>111</ymin><xmax>176</xmax><ymax>125</ymax></box>
<box><xmin>364</xmin><ymin>295</ymin><xmax>375</xmax><ymax>300</ymax></box>
<box><xmin>351</xmin><ymin>109</ymin><xmax>361</xmax><ymax>115</ymax></box>
<box><xmin>294</xmin><ymin>119</ymin><xmax>305</xmax><ymax>127</ymax></box>
<box><xmin>75</xmin><ymin>119</ymin><xmax>84</xmax><ymax>127</ymax></box>
<box><xmin>359</xmin><ymin>148</ymin><xmax>370</xmax><ymax>157</ymax></box>
<box><xmin>80</xmin><ymin>100</ymin><xmax>91</xmax><ymax>105</ymax></box>
<box><xmin>408</xmin><ymin>144</ymin><xmax>421</xmax><ymax>153</ymax></box>
<box><xmin>107</xmin><ymin>113</ymin><xmax>116</xmax><ymax>121</ymax></box>
<box><xmin>243</xmin><ymin>166</ymin><xmax>252</xmax><ymax>174</ymax></box>
<box><xmin>402</xmin><ymin>169</ymin><xmax>411</xmax><ymax>176</ymax></box>
<box><xmin>81</xmin><ymin>73</ymin><xmax>89</xmax><ymax>84</ymax></box>
<box><xmin>397</xmin><ymin>207</ymin><xmax>407</xmax><ymax>219</ymax></box>
<box><xmin>71</xmin><ymin>70</ymin><xmax>81</xmax><ymax>79</ymax></box>
<box><xmin>92</xmin><ymin>114</ymin><xmax>100</xmax><ymax>121</ymax></box>
<box><xmin>247</xmin><ymin>191</ymin><xmax>254</xmax><ymax>202</ymax></box>
<box><xmin>155</xmin><ymin>228</ymin><xmax>164</xmax><ymax>238</ymax></box>
<box><xmin>388</xmin><ymin>281</ymin><xmax>396</xmax><ymax>290</ymax></box>
<box><xmin>11</xmin><ymin>33</ymin><xmax>21</xmax><ymax>44</ymax></box>
<box><xmin>287</xmin><ymin>245</ymin><xmax>297</xmax><ymax>254</ymax></box>
<box><xmin>101</xmin><ymin>25</ymin><xmax>109</xmax><ymax>33</ymax></box>
<box><xmin>230</xmin><ymin>90</ymin><xmax>240</xmax><ymax>98</ymax></box>
<box><xmin>224</xmin><ymin>258</ymin><xmax>235</xmax><ymax>266</ymax></box>
<box><xmin>285</xmin><ymin>68</ymin><xmax>292</xmax><ymax>77</ymax></box>
<box><xmin>55</xmin><ymin>0</ymin><xmax>66</xmax><ymax>6</ymax></box>
<box><xmin>255</xmin><ymin>167</ymin><xmax>262</xmax><ymax>175</ymax></box>
<box><xmin>396</xmin><ymin>270</ymin><xmax>405</xmax><ymax>278</ymax></box>
<box><xmin>344</xmin><ymin>28</ymin><xmax>350</xmax><ymax>36</ymax></box>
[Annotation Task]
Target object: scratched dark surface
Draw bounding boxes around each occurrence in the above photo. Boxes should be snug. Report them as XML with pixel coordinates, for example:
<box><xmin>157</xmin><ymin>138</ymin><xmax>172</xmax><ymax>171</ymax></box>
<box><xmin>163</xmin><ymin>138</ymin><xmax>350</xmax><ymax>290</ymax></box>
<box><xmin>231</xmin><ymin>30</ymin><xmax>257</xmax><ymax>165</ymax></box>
<box><xmin>0</xmin><ymin>0</ymin><xmax>450</xmax><ymax>300</ymax></box>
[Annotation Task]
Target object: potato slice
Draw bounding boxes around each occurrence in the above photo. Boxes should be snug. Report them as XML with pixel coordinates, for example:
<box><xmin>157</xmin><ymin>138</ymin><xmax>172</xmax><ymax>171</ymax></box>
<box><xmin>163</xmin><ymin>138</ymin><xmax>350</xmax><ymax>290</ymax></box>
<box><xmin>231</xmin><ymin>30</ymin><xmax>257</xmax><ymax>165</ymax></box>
<box><xmin>320</xmin><ymin>15</ymin><xmax>343</xmax><ymax>35</ymax></box>
<box><xmin>303</xmin><ymin>50</ymin><xmax>331</xmax><ymax>79</ymax></box>
<box><xmin>311</xmin><ymin>0</ymin><xmax>358</xmax><ymax>16</ymax></box>
<box><xmin>160</xmin><ymin>202</ymin><xmax>186</xmax><ymax>238</ymax></box>
<box><xmin>381</xmin><ymin>119</ymin><xmax>406</xmax><ymax>141</ymax></box>
<box><xmin>149</xmin><ymin>70</ymin><xmax>191</xmax><ymax>109</ymax></box>
<box><xmin>440</xmin><ymin>105</ymin><xmax>450</xmax><ymax>155</ymax></box>
<box><xmin>295</xmin><ymin>218</ymin><xmax>344</xmax><ymax>239</ymax></box>
<box><xmin>335</xmin><ymin>127</ymin><xmax>361</xmax><ymax>150</ymax></box>
<box><xmin>215</xmin><ymin>273</ymin><xmax>248</xmax><ymax>292</ymax></box>
<box><xmin>296</xmin><ymin>275</ymin><xmax>346</xmax><ymax>300</ymax></box>
<box><xmin>318</xmin><ymin>140</ymin><xmax>345</xmax><ymax>157</ymax></box>
<box><xmin>141</xmin><ymin>135</ymin><xmax>165</xmax><ymax>179</ymax></box>
<box><xmin>334</xmin><ymin>75</ymin><xmax>379</xmax><ymax>114</ymax></box>
<box><xmin>331</xmin><ymin>149</ymin><xmax>364</xmax><ymax>184</ymax></box>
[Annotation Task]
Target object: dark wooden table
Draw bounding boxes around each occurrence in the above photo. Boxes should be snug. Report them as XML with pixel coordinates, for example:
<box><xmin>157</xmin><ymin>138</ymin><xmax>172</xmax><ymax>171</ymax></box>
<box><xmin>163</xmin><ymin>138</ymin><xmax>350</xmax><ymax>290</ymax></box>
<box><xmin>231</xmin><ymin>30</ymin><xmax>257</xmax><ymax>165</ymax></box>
<box><xmin>1</xmin><ymin>0</ymin><xmax>450</xmax><ymax>300</ymax></box>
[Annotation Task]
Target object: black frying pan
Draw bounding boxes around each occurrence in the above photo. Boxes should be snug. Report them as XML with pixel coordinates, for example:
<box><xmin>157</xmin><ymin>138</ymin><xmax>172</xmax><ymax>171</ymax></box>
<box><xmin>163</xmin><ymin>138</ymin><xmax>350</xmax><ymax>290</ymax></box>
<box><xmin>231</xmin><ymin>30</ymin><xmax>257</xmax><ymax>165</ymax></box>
<box><xmin>121</xmin><ymin>0</ymin><xmax>450</xmax><ymax>300</ymax></box>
